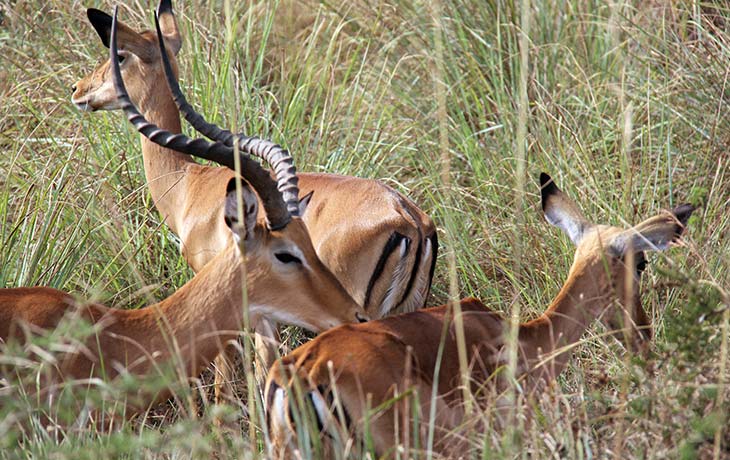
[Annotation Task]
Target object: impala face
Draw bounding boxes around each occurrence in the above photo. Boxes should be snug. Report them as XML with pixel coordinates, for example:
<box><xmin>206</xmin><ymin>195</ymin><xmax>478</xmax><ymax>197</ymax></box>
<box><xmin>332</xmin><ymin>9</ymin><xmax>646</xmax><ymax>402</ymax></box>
<box><xmin>238</xmin><ymin>215</ymin><xmax>370</xmax><ymax>331</ymax></box>
<box><xmin>542</xmin><ymin>174</ymin><xmax>693</xmax><ymax>347</ymax></box>
<box><xmin>72</xmin><ymin>8</ymin><xmax>180</xmax><ymax>113</ymax></box>
<box><xmin>71</xmin><ymin>58</ymin><xmax>123</xmax><ymax>112</ymax></box>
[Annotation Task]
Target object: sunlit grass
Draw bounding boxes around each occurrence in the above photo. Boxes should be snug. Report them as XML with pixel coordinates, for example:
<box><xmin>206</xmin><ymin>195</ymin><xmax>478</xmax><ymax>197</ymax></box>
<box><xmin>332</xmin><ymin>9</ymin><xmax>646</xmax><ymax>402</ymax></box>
<box><xmin>0</xmin><ymin>0</ymin><xmax>728</xmax><ymax>458</ymax></box>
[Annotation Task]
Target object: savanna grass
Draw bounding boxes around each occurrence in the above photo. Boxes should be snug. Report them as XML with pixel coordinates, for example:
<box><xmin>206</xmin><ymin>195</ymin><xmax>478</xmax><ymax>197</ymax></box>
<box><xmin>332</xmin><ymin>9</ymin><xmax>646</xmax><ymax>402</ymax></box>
<box><xmin>0</xmin><ymin>0</ymin><xmax>727</xmax><ymax>458</ymax></box>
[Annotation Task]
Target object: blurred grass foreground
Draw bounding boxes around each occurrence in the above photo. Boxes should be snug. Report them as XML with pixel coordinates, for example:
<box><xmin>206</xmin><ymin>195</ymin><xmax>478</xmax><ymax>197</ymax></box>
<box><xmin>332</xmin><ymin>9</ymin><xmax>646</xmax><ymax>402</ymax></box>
<box><xmin>0</xmin><ymin>0</ymin><xmax>728</xmax><ymax>458</ymax></box>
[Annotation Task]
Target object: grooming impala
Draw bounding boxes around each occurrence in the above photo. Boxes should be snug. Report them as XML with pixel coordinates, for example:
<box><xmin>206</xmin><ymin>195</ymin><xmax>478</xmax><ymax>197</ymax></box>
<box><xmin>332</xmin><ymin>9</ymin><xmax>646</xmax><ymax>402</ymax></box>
<box><xmin>265</xmin><ymin>173</ymin><xmax>694</xmax><ymax>458</ymax></box>
<box><xmin>71</xmin><ymin>0</ymin><xmax>436</xmax><ymax>396</ymax></box>
<box><xmin>0</xmin><ymin>10</ymin><xmax>366</xmax><ymax>416</ymax></box>
<box><xmin>71</xmin><ymin>0</ymin><xmax>437</xmax><ymax>319</ymax></box>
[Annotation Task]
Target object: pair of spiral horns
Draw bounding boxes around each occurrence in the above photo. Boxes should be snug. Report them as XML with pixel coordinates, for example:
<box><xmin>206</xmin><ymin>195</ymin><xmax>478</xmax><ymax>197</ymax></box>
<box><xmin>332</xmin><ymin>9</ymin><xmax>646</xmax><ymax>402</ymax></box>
<box><xmin>109</xmin><ymin>5</ymin><xmax>299</xmax><ymax>230</ymax></box>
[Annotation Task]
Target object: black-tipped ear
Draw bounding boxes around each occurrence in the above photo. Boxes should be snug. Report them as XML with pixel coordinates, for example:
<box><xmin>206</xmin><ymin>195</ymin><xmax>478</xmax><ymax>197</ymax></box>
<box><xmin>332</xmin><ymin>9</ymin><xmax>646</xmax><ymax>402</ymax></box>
<box><xmin>157</xmin><ymin>0</ymin><xmax>173</xmax><ymax>15</ymax></box>
<box><xmin>298</xmin><ymin>191</ymin><xmax>314</xmax><ymax>216</ymax></box>
<box><xmin>671</xmin><ymin>204</ymin><xmax>695</xmax><ymax>229</ymax></box>
<box><xmin>614</xmin><ymin>204</ymin><xmax>695</xmax><ymax>255</ymax></box>
<box><xmin>539</xmin><ymin>172</ymin><xmax>593</xmax><ymax>245</ymax></box>
<box><xmin>539</xmin><ymin>172</ymin><xmax>559</xmax><ymax>212</ymax></box>
<box><xmin>156</xmin><ymin>0</ymin><xmax>182</xmax><ymax>55</ymax></box>
<box><xmin>87</xmin><ymin>8</ymin><xmax>113</xmax><ymax>48</ymax></box>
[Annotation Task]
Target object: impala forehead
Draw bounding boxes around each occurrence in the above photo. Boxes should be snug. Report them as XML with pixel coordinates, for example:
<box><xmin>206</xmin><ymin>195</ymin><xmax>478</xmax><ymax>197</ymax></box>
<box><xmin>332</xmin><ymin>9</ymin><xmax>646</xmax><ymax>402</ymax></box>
<box><xmin>576</xmin><ymin>225</ymin><xmax>624</xmax><ymax>254</ymax></box>
<box><xmin>272</xmin><ymin>220</ymin><xmax>316</xmax><ymax>251</ymax></box>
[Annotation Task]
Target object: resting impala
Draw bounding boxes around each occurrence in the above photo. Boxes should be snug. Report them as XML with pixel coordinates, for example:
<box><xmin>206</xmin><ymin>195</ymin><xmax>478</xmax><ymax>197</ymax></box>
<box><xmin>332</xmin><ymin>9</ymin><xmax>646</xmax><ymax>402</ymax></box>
<box><xmin>265</xmin><ymin>173</ymin><xmax>694</xmax><ymax>458</ymax></box>
<box><xmin>72</xmin><ymin>0</ymin><xmax>436</xmax><ymax>395</ymax></box>
<box><xmin>0</xmin><ymin>10</ymin><xmax>366</xmax><ymax>418</ymax></box>
<box><xmin>71</xmin><ymin>0</ymin><xmax>436</xmax><ymax>320</ymax></box>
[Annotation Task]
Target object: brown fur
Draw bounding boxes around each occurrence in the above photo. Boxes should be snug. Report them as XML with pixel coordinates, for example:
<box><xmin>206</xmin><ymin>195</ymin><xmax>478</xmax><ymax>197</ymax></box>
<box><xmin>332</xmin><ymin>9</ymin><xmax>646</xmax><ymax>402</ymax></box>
<box><xmin>71</xmin><ymin>5</ymin><xmax>436</xmax><ymax>318</ymax></box>
<box><xmin>72</xmin><ymin>3</ymin><xmax>435</xmax><ymax>401</ymax></box>
<box><xmin>265</xmin><ymin>177</ymin><xmax>692</xmax><ymax>458</ymax></box>
<box><xmin>0</xmin><ymin>207</ymin><xmax>364</xmax><ymax>415</ymax></box>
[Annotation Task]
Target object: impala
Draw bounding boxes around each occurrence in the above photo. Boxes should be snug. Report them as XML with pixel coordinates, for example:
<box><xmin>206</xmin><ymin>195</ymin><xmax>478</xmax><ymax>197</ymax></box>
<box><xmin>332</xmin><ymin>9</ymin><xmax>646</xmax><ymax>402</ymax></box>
<box><xmin>265</xmin><ymin>173</ymin><xmax>694</xmax><ymax>458</ymax></box>
<box><xmin>0</xmin><ymin>10</ymin><xmax>366</xmax><ymax>418</ymax></box>
<box><xmin>71</xmin><ymin>0</ymin><xmax>437</xmax><ymax>320</ymax></box>
<box><xmin>71</xmin><ymin>0</ymin><xmax>436</xmax><ymax>395</ymax></box>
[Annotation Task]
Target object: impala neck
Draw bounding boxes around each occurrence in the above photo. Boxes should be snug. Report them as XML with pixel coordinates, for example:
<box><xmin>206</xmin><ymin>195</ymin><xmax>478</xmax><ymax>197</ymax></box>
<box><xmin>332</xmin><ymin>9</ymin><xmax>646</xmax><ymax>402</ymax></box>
<box><xmin>135</xmin><ymin>86</ymin><xmax>194</xmax><ymax>234</ymax></box>
<box><xmin>519</xmin><ymin>257</ymin><xmax>612</xmax><ymax>380</ymax></box>
<box><xmin>139</xmin><ymin>247</ymin><xmax>243</xmax><ymax>376</ymax></box>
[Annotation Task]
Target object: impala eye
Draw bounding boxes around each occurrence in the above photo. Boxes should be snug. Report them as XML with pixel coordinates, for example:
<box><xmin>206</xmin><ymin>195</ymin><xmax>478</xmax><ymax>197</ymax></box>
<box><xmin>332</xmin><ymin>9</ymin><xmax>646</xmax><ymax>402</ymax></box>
<box><xmin>275</xmin><ymin>252</ymin><xmax>302</xmax><ymax>265</ymax></box>
<box><xmin>117</xmin><ymin>53</ymin><xmax>126</xmax><ymax>64</ymax></box>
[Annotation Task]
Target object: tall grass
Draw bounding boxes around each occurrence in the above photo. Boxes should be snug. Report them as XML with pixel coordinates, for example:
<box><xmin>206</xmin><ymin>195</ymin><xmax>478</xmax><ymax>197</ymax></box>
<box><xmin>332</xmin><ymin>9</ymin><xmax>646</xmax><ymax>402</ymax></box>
<box><xmin>0</xmin><ymin>0</ymin><xmax>728</xmax><ymax>458</ymax></box>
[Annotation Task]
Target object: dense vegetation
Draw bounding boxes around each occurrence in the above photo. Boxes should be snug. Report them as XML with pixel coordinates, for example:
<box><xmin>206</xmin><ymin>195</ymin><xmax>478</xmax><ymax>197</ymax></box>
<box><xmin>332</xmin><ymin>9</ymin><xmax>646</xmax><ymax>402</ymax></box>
<box><xmin>0</xmin><ymin>0</ymin><xmax>727</xmax><ymax>458</ymax></box>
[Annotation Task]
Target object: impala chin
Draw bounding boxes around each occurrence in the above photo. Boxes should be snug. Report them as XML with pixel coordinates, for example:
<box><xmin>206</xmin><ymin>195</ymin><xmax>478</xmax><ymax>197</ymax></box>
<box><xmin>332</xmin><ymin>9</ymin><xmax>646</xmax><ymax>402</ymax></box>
<box><xmin>270</xmin><ymin>311</ymin><xmax>332</xmax><ymax>334</ymax></box>
<box><xmin>72</xmin><ymin>98</ymin><xmax>93</xmax><ymax>112</ymax></box>
<box><xmin>71</xmin><ymin>96</ymin><xmax>120</xmax><ymax>112</ymax></box>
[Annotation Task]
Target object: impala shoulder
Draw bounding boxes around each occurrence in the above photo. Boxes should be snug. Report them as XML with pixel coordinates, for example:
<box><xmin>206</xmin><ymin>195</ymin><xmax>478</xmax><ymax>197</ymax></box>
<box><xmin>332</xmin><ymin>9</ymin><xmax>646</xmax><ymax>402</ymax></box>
<box><xmin>459</xmin><ymin>297</ymin><xmax>490</xmax><ymax>312</ymax></box>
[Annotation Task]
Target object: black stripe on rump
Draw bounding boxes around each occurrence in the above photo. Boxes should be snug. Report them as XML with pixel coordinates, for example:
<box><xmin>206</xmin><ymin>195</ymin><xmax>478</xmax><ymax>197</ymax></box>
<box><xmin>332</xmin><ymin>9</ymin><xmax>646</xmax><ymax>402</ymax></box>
<box><xmin>266</xmin><ymin>381</ymin><xmax>280</xmax><ymax>433</ymax></box>
<box><xmin>310</xmin><ymin>385</ymin><xmax>352</xmax><ymax>439</ymax></box>
<box><xmin>394</xmin><ymin>237</ymin><xmax>422</xmax><ymax>310</ymax></box>
<box><xmin>363</xmin><ymin>232</ymin><xmax>408</xmax><ymax>311</ymax></box>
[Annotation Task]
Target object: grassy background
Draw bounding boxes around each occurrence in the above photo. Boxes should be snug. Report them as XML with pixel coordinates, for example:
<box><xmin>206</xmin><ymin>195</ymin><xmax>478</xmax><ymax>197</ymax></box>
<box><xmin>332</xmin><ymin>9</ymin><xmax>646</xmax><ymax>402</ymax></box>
<box><xmin>0</xmin><ymin>0</ymin><xmax>728</xmax><ymax>458</ymax></box>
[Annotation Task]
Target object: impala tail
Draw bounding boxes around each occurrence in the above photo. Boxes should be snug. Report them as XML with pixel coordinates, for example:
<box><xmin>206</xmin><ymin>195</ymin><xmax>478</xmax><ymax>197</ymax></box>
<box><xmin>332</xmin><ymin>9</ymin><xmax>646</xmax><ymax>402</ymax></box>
<box><xmin>364</xmin><ymin>221</ymin><xmax>438</xmax><ymax>318</ymax></box>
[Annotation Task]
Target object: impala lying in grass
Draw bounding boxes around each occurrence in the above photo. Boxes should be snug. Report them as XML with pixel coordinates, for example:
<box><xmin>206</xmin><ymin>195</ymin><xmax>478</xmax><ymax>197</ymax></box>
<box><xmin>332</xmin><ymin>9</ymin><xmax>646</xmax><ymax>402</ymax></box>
<box><xmin>265</xmin><ymin>173</ymin><xmax>694</xmax><ymax>458</ymax></box>
<box><xmin>71</xmin><ymin>1</ymin><xmax>437</xmax><ymax>394</ymax></box>
<box><xmin>0</xmin><ymin>9</ymin><xmax>367</xmax><ymax>422</ymax></box>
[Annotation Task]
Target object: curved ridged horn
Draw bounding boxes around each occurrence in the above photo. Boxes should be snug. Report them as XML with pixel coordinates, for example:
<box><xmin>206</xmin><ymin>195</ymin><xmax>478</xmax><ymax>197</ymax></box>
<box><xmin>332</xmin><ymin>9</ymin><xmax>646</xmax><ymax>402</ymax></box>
<box><xmin>109</xmin><ymin>7</ymin><xmax>292</xmax><ymax>230</ymax></box>
<box><xmin>152</xmin><ymin>13</ymin><xmax>300</xmax><ymax>218</ymax></box>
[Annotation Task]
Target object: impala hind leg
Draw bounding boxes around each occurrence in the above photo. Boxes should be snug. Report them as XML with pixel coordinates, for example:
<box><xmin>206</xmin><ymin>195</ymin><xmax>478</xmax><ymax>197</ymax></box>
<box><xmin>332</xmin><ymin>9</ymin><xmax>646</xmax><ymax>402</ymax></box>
<box><xmin>254</xmin><ymin>318</ymin><xmax>282</xmax><ymax>388</ymax></box>
<box><xmin>212</xmin><ymin>347</ymin><xmax>238</xmax><ymax>426</ymax></box>
<box><xmin>211</xmin><ymin>320</ymin><xmax>281</xmax><ymax>424</ymax></box>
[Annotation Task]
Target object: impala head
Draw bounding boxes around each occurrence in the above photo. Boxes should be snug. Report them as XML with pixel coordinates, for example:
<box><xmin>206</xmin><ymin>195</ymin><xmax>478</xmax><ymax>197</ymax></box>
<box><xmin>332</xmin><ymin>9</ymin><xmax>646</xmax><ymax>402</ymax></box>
<box><xmin>223</xmin><ymin>179</ymin><xmax>368</xmax><ymax>331</ymax></box>
<box><xmin>540</xmin><ymin>173</ymin><xmax>693</xmax><ymax>347</ymax></box>
<box><xmin>71</xmin><ymin>0</ymin><xmax>181</xmax><ymax>112</ymax></box>
<box><xmin>106</xmin><ymin>7</ymin><xmax>369</xmax><ymax>331</ymax></box>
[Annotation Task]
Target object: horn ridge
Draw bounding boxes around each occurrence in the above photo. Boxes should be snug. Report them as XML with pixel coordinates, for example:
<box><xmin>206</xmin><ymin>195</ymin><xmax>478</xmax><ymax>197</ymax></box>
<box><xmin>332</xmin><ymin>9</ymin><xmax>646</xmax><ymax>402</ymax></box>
<box><xmin>111</xmin><ymin>8</ymin><xmax>291</xmax><ymax>229</ymax></box>
<box><xmin>153</xmin><ymin>13</ymin><xmax>300</xmax><ymax>217</ymax></box>
<box><xmin>240</xmin><ymin>137</ymin><xmax>300</xmax><ymax>217</ymax></box>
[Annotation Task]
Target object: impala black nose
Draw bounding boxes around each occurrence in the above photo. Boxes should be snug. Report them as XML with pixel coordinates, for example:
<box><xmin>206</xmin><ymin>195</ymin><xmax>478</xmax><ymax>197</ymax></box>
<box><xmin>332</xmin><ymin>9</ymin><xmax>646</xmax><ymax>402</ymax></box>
<box><xmin>356</xmin><ymin>312</ymin><xmax>369</xmax><ymax>323</ymax></box>
<box><xmin>72</xmin><ymin>85</ymin><xmax>77</xmax><ymax>93</ymax></box>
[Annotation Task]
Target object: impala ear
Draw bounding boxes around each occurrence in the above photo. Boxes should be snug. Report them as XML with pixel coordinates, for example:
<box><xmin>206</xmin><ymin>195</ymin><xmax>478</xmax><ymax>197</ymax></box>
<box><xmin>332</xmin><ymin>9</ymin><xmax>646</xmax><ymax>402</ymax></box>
<box><xmin>87</xmin><ymin>8</ymin><xmax>156</xmax><ymax>61</ymax></box>
<box><xmin>540</xmin><ymin>173</ymin><xmax>593</xmax><ymax>245</ymax></box>
<box><xmin>298</xmin><ymin>191</ymin><xmax>314</xmax><ymax>216</ymax></box>
<box><xmin>87</xmin><ymin>9</ymin><xmax>114</xmax><ymax>47</ymax></box>
<box><xmin>224</xmin><ymin>178</ymin><xmax>259</xmax><ymax>243</ymax></box>
<box><xmin>156</xmin><ymin>0</ymin><xmax>182</xmax><ymax>55</ymax></box>
<box><xmin>610</xmin><ymin>204</ymin><xmax>695</xmax><ymax>255</ymax></box>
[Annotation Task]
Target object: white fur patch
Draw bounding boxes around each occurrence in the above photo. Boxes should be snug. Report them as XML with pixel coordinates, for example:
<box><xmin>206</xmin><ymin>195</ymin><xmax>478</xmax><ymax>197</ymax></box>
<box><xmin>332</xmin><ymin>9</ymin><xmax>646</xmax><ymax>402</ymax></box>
<box><xmin>379</xmin><ymin>238</ymin><xmax>411</xmax><ymax>317</ymax></box>
<box><xmin>409</xmin><ymin>237</ymin><xmax>433</xmax><ymax>311</ymax></box>
<box><xmin>309</xmin><ymin>390</ymin><xmax>337</xmax><ymax>438</ymax></box>
<box><xmin>272</xmin><ymin>387</ymin><xmax>287</xmax><ymax>428</ymax></box>
<box><xmin>545</xmin><ymin>208</ymin><xmax>585</xmax><ymax>245</ymax></box>
<box><xmin>250</xmin><ymin>304</ymin><xmax>318</xmax><ymax>332</ymax></box>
